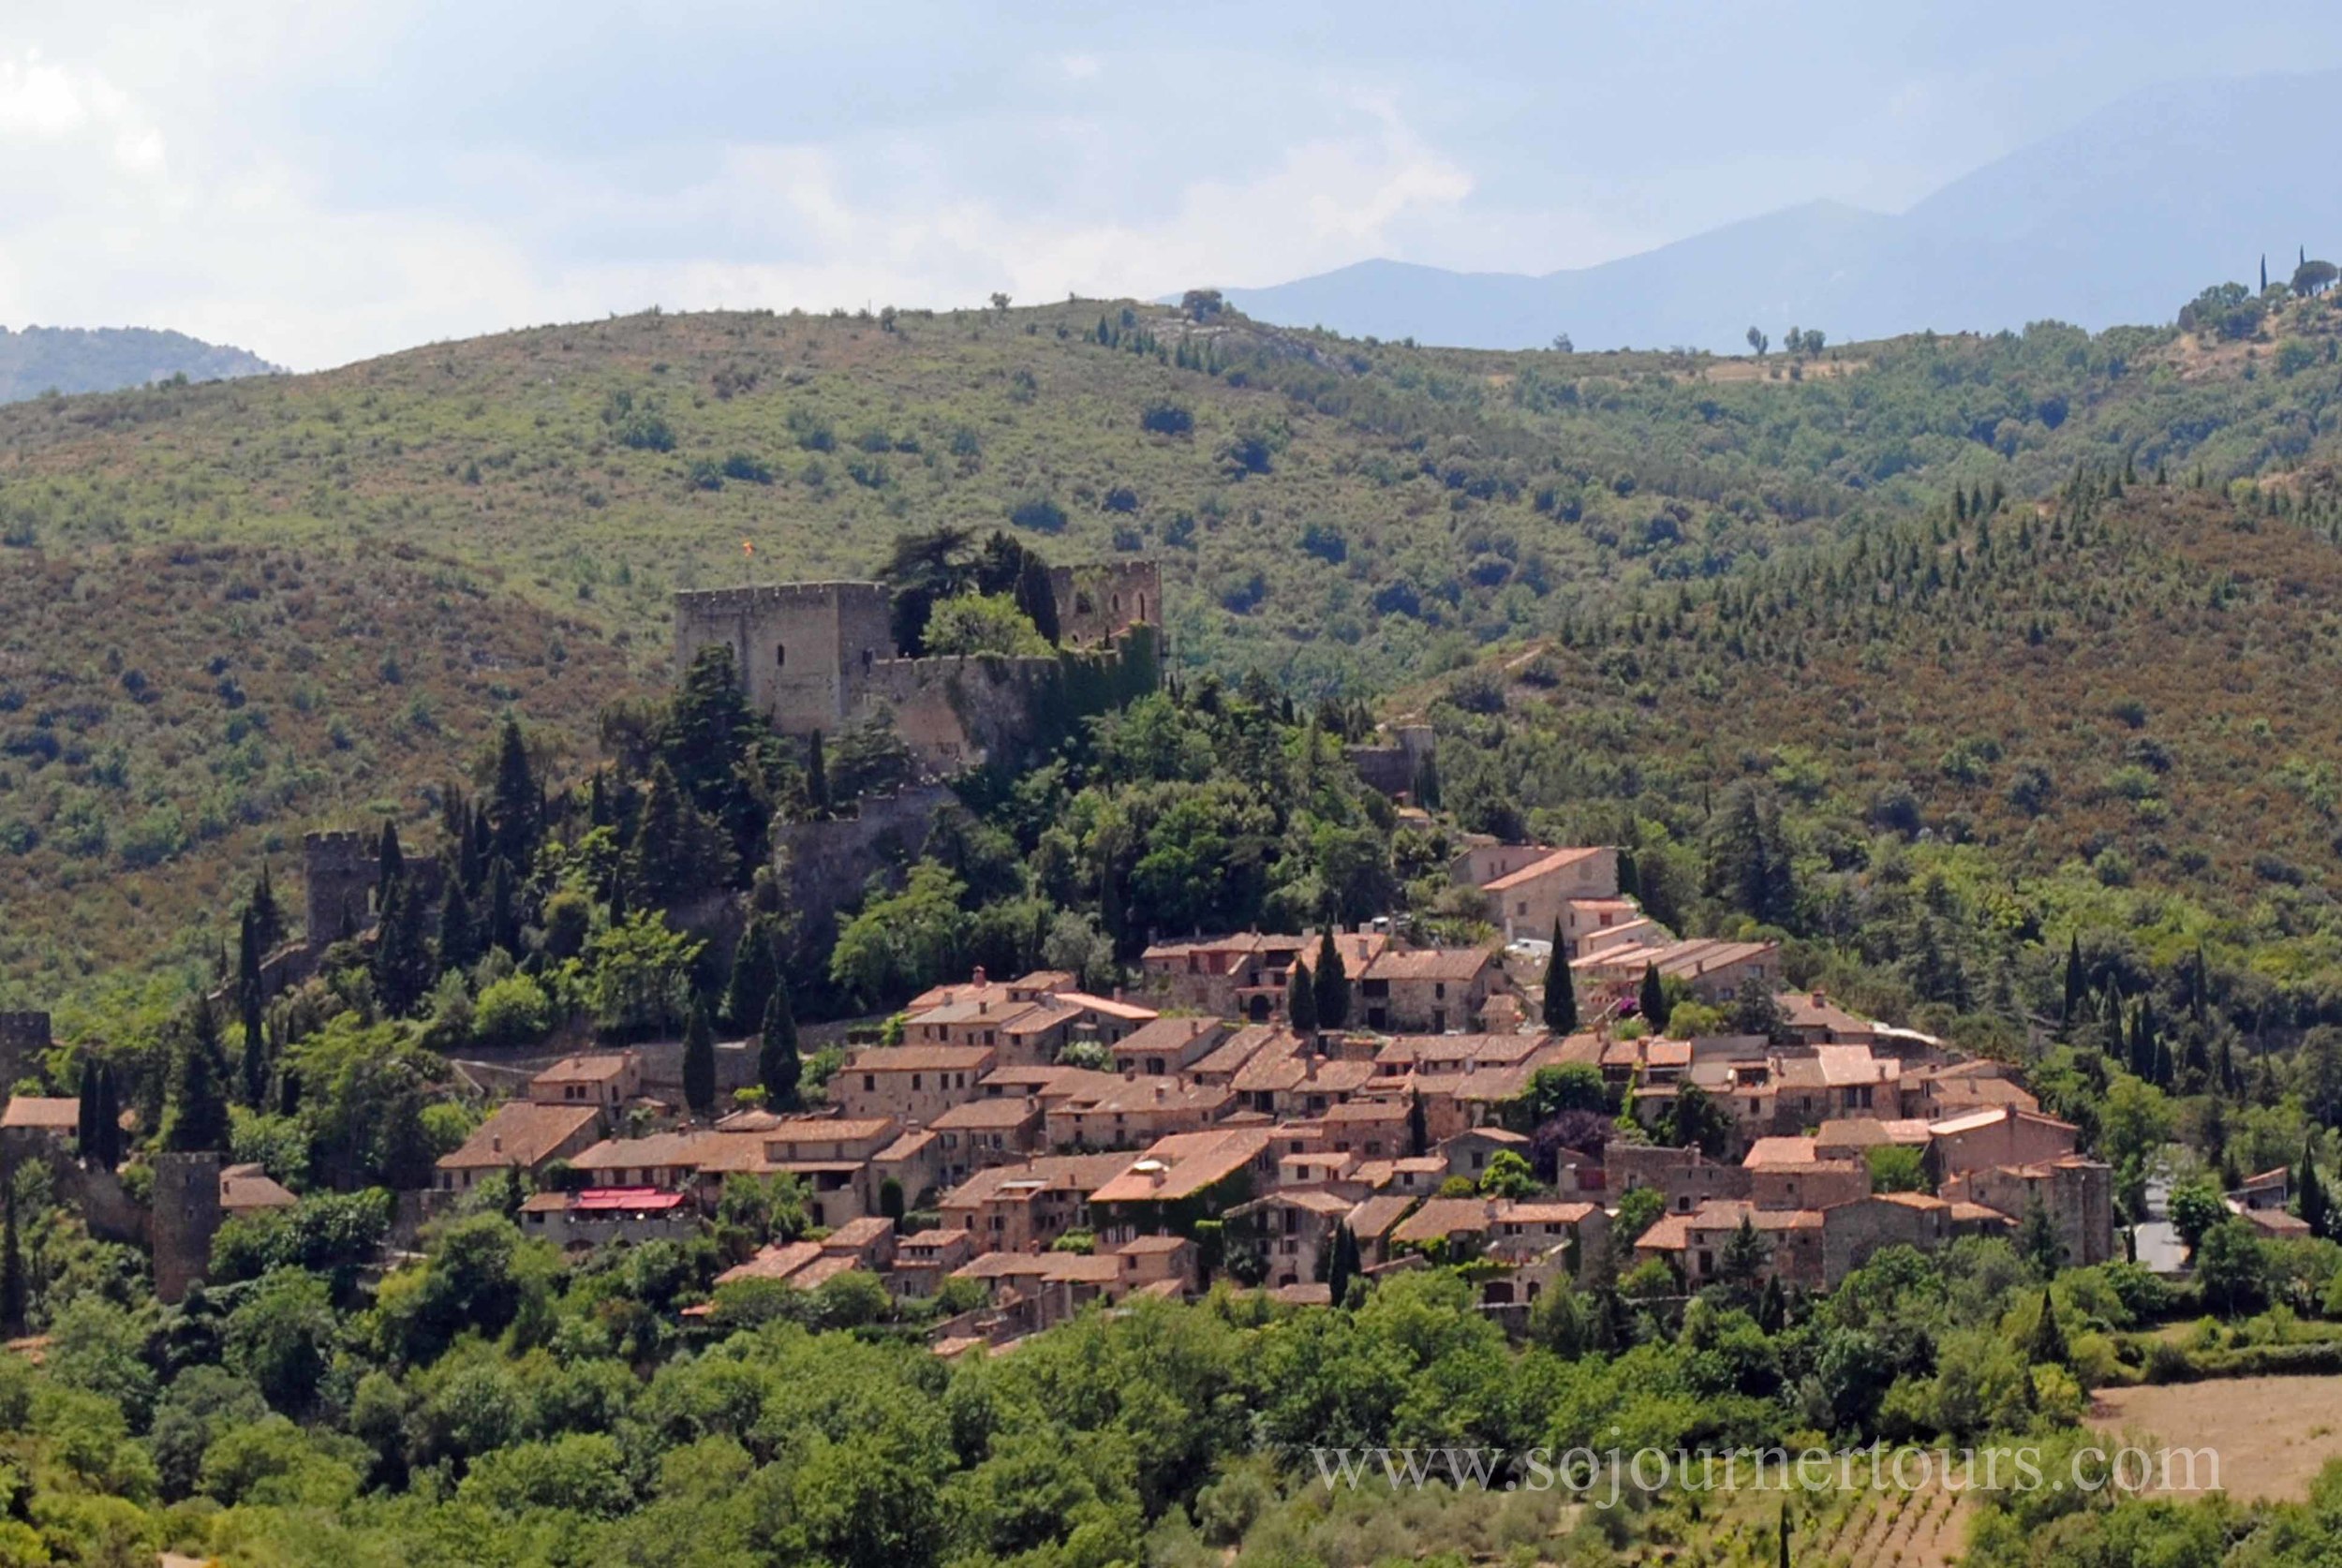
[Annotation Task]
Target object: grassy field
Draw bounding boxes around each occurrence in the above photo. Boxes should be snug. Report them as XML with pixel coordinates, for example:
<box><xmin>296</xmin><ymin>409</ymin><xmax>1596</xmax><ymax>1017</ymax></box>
<box><xmin>2088</xmin><ymin>1376</ymin><xmax>2342</xmax><ymax>1500</ymax></box>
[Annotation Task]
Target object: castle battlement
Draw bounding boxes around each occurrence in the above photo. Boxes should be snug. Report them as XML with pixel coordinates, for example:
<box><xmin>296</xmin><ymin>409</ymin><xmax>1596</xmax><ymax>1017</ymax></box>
<box><xmin>673</xmin><ymin>580</ymin><xmax>892</xmax><ymax>614</ymax></box>
<box><xmin>673</xmin><ymin>560</ymin><xmax>1161</xmax><ymax>759</ymax></box>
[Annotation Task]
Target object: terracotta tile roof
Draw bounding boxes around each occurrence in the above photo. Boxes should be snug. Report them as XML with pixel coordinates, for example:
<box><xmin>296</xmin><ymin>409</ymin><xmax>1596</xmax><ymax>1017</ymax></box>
<box><xmin>218</xmin><ymin>1164</ymin><xmax>298</xmax><ymax>1212</ymax></box>
<box><xmin>1743</xmin><ymin>1136</ymin><xmax>1820</xmax><ymax>1169</ymax></box>
<box><xmin>0</xmin><ymin>1097</ymin><xmax>77</xmax><ymax>1131</ymax></box>
<box><xmin>1054</xmin><ymin>992</ymin><xmax>1161</xmax><ymax>1023</ymax></box>
<box><xmin>1495</xmin><ymin>1202</ymin><xmax>1598</xmax><ymax>1225</ymax></box>
<box><xmin>930</xmin><ymin>1098</ymin><xmax>1042</xmax><ymax>1130</ymax></box>
<box><xmin>1391</xmin><ymin>1196</ymin><xmax>1497</xmax><ymax>1245</ymax></box>
<box><xmin>438</xmin><ymin>1102</ymin><xmax>600</xmax><ymax>1171</ymax></box>
<box><xmin>529</xmin><ymin>1054</ymin><xmax>631</xmax><ymax>1086</ymax></box>
<box><xmin>1483</xmin><ymin>846</ymin><xmax>1604</xmax><ymax>893</ymax></box>
<box><xmin>1109</xmin><ymin>1017</ymin><xmax>1223</xmax><ymax>1058</ymax></box>
<box><xmin>1344</xmin><ymin>1194</ymin><xmax>1416</xmax><ymax>1239</ymax></box>
<box><xmin>845</xmin><ymin>1045</ymin><xmax>996</xmax><ymax>1072</ymax></box>
<box><xmin>940</xmin><ymin>1153</ymin><xmax>1137</xmax><ymax>1209</ymax></box>
<box><xmin>1089</xmin><ymin>1129</ymin><xmax>1271</xmax><ymax>1205</ymax></box>
<box><xmin>1191</xmin><ymin>1025</ymin><xmax>1299</xmax><ymax>1079</ymax></box>
<box><xmin>1361</xmin><ymin>947</ymin><xmax>1499</xmax><ymax>983</ymax></box>
<box><xmin>717</xmin><ymin>1240</ymin><xmax>823</xmax><ymax>1285</ymax></box>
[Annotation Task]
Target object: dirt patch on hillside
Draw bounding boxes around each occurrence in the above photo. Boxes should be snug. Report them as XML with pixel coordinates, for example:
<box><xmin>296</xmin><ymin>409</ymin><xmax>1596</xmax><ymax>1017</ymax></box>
<box><xmin>2088</xmin><ymin>1377</ymin><xmax>2342</xmax><ymax>1499</ymax></box>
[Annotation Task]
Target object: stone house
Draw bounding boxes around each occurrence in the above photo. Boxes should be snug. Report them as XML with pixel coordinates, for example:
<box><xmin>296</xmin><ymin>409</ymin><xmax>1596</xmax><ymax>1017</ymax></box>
<box><xmin>1356</xmin><ymin>947</ymin><xmax>1505</xmax><ymax>1033</ymax></box>
<box><xmin>519</xmin><ymin>1187</ymin><xmax>697</xmax><ymax>1249</ymax></box>
<box><xmin>1109</xmin><ymin>1017</ymin><xmax>1227</xmax><ymax>1077</ymax></box>
<box><xmin>1926</xmin><ymin>1105</ymin><xmax>2081</xmax><ymax>1182</ymax></box>
<box><xmin>1229</xmin><ymin>1188</ymin><xmax>1356</xmax><ymax>1288</ymax></box>
<box><xmin>526</xmin><ymin>1054</ymin><xmax>642</xmax><ymax>1115</ymax></box>
<box><xmin>834</xmin><ymin>1045</ymin><xmax>996</xmax><ymax>1126</ymax></box>
<box><xmin>435</xmin><ymin>1102</ymin><xmax>602</xmax><ymax>1193</ymax></box>
<box><xmin>928</xmin><ymin>1097</ymin><xmax>1045</xmax><ymax>1186</ymax></box>
<box><xmin>937</xmin><ymin>1152</ymin><xmax>1135</xmax><ymax>1255</ymax></box>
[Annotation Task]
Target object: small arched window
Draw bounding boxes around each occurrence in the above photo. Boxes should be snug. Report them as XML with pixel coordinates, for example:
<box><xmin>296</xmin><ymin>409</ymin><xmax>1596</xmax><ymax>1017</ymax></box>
<box><xmin>776</xmin><ymin>643</ymin><xmax>787</xmax><ymax>668</ymax></box>
<box><xmin>1111</xmin><ymin>594</ymin><xmax>1121</xmax><ymax>614</ymax></box>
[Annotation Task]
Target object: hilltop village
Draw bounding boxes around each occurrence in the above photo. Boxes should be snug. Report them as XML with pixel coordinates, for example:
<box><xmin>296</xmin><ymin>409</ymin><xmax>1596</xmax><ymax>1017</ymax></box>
<box><xmin>0</xmin><ymin>563</ymin><xmax>2160</xmax><ymax>1356</ymax></box>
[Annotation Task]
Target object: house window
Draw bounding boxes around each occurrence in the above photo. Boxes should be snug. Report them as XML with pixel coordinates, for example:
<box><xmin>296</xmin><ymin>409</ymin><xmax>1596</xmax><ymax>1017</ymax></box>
<box><xmin>776</xmin><ymin>643</ymin><xmax>787</xmax><ymax>667</ymax></box>
<box><xmin>1434</xmin><ymin>983</ymin><xmax>1446</xmax><ymax>999</ymax></box>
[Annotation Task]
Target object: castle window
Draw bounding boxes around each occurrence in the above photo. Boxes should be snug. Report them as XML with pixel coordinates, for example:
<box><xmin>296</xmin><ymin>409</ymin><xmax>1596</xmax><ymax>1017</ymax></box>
<box><xmin>1111</xmin><ymin>595</ymin><xmax>1121</xmax><ymax>614</ymax></box>
<box><xmin>862</xmin><ymin>649</ymin><xmax>874</xmax><ymax>671</ymax></box>
<box><xmin>776</xmin><ymin>643</ymin><xmax>787</xmax><ymax>668</ymax></box>
<box><xmin>1138</xmin><ymin>595</ymin><xmax>1147</xmax><ymax>619</ymax></box>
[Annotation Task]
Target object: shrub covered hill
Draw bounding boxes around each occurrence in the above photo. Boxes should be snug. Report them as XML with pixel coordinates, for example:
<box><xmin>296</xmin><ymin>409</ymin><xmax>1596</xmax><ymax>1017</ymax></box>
<box><xmin>7</xmin><ymin>282</ymin><xmax>2342</xmax><ymax>1022</ymax></box>
<box><xmin>1416</xmin><ymin>472</ymin><xmax>2342</xmax><ymax>1039</ymax></box>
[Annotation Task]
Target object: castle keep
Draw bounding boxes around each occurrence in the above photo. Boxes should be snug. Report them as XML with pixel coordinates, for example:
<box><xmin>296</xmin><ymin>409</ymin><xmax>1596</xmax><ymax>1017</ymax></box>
<box><xmin>673</xmin><ymin>561</ymin><xmax>1162</xmax><ymax>770</ymax></box>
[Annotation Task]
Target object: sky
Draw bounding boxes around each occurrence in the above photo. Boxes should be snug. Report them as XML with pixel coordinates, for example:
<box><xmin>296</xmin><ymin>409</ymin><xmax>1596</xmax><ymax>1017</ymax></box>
<box><xmin>8</xmin><ymin>1</ymin><xmax>2342</xmax><ymax>371</ymax></box>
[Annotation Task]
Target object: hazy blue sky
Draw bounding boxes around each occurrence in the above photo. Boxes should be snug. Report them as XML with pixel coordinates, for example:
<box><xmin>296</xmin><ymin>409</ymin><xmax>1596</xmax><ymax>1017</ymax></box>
<box><xmin>9</xmin><ymin>1</ymin><xmax>2342</xmax><ymax>368</ymax></box>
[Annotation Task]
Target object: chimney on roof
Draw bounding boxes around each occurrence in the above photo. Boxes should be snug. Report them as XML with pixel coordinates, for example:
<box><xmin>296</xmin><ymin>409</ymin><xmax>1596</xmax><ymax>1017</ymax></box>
<box><xmin>490</xmin><ymin>1135</ymin><xmax>503</xmax><ymax>1154</ymax></box>
<box><xmin>971</xmin><ymin>965</ymin><xmax>987</xmax><ymax>985</ymax></box>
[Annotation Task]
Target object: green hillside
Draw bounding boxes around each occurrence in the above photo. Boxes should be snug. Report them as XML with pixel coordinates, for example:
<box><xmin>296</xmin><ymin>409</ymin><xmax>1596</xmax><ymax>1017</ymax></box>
<box><xmin>8</xmin><ymin>288</ymin><xmax>2342</xmax><ymax>1022</ymax></box>
<box><xmin>1416</xmin><ymin>474</ymin><xmax>2342</xmax><ymax>1029</ymax></box>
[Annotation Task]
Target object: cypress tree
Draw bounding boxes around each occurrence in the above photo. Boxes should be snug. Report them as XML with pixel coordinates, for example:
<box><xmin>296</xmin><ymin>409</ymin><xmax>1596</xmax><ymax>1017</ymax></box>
<box><xmin>0</xmin><ymin>1190</ymin><xmax>22</xmax><ymax>1339</ymax></box>
<box><xmin>251</xmin><ymin>861</ymin><xmax>284</xmax><ymax>951</ymax></box>
<box><xmin>377</xmin><ymin>821</ymin><xmax>405</xmax><ymax>905</ymax></box>
<box><xmin>1286</xmin><ymin>956</ymin><xmax>1318</xmax><ymax>1037</ymax></box>
<box><xmin>1407</xmin><ymin>1089</ymin><xmax>1428</xmax><ymax>1158</ymax></box>
<box><xmin>759</xmin><ymin>984</ymin><xmax>803</xmax><ymax>1111</ymax></box>
<box><xmin>93</xmin><ymin>1062</ymin><xmax>122</xmax><ymax>1170</ymax></box>
<box><xmin>1639</xmin><ymin>964</ymin><xmax>1670</xmax><ymax>1033</ymax></box>
<box><xmin>2027</xmin><ymin>1288</ymin><xmax>2068</xmax><ymax>1367</ymax></box>
<box><xmin>724</xmin><ymin>915</ymin><xmax>780</xmax><ymax>1034</ymax></box>
<box><xmin>437</xmin><ymin>873</ymin><xmax>476</xmax><ymax>972</ymax></box>
<box><xmin>162</xmin><ymin>1001</ymin><xmax>231</xmax><ymax>1153</ymax></box>
<box><xmin>1542</xmin><ymin>919</ymin><xmax>1578</xmax><ymax>1033</ymax></box>
<box><xmin>1326</xmin><ymin>1220</ymin><xmax>1358</xmax><ymax>1307</ymax></box>
<box><xmin>1312</xmin><ymin>929</ymin><xmax>1350</xmax><ymax>1031</ymax></box>
<box><xmin>485</xmin><ymin>856</ymin><xmax>520</xmax><ymax>957</ymax></box>
<box><xmin>2061</xmin><ymin>935</ymin><xmax>2083</xmax><ymax>1031</ymax></box>
<box><xmin>1014</xmin><ymin>553</ymin><xmax>1061</xmax><ymax>645</ymax></box>
<box><xmin>806</xmin><ymin>732</ymin><xmax>829</xmax><ymax>816</ymax></box>
<box><xmin>2299</xmin><ymin>1138</ymin><xmax>2328</xmax><ymax>1240</ymax></box>
<box><xmin>491</xmin><ymin>717</ymin><xmax>539</xmax><ymax>864</ymax></box>
<box><xmin>370</xmin><ymin>876</ymin><xmax>433</xmax><ymax>1017</ymax></box>
<box><xmin>682</xmin><ymin>998</ymin><xmax>719</xmax><ymax>1118</ymax></box>
<box><xmin>1777</xmin><ymin>1501</ymin><xmax>1791</xmax><ymax>1568</ymax></box>
<box><xmin>1758</xmin><ymin>1273</ymin><xmax>1786</xmax><ymax>1334</ymax></box>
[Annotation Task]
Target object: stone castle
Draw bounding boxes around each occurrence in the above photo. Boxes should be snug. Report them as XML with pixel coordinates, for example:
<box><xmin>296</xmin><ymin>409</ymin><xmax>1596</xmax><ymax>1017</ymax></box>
<box><xmin>673</xmin><ymin>560</ymin><xmax>1162</xmax><ymax>771</ymax></box>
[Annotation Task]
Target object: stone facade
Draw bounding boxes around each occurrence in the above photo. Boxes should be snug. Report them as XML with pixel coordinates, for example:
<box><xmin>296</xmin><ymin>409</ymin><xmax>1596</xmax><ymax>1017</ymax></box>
<box><xmin>672</xmin><ymin>564</ymin><xmax>1162</xmax><ymax>767</ymax></box>
<box><xmin>153</xmin><ymin>1151</ymin><xmax>223</xmax><ymax>1305</ymax></box>
<box><xmin>302</xmin><ymin>830</ymin><xmax>374</xmax><ymax>945</ymax></box>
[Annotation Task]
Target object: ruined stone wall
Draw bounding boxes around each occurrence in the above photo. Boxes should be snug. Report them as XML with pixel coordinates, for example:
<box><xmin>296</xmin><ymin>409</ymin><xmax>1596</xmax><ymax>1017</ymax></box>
<box><xmin>1347</xmin><ymin>724</ymin><xmax>1435</xmax><ymax>799</ymax></box>
<box><xmin>303</xmin><ymin>830</ymin><xmax>374</xmax><ymax>946</ymax></box>
<box><xmin>772</xmin><ymin>784</ymin><xmax>956</xmax><ymax>939</ymax></box>
<box><xmin>153</xmin><ymin>1150</ymin><xmax>222</xmax><ymax>1305</ymax></box>
<box><xmin>1048</xmin><ymin>560</ymin><xmax>1161</xmax><ymax>647</ymax></box>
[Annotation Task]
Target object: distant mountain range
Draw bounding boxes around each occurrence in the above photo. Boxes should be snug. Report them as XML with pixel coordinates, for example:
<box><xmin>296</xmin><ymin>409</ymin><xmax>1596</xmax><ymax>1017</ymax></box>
<box><xmin>1214</xmin><ymin>70</ymin><xmax>2342</xmax><ymax>351</ymax></box>
<box><xmin>0</xmin><ymin>324</ymin><xmax>278</xmax><ymax>402</ymax></box>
